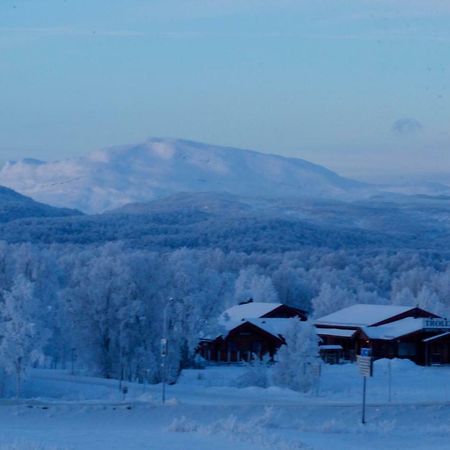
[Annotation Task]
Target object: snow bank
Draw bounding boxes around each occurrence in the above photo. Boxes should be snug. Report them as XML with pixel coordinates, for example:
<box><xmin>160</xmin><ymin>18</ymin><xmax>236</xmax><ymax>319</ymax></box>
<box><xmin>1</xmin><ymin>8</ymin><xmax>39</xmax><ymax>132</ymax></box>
<box><xmin>178</xmin><ymin>359</ymin><xmax>450</xmax><ymax>405</ymax></box>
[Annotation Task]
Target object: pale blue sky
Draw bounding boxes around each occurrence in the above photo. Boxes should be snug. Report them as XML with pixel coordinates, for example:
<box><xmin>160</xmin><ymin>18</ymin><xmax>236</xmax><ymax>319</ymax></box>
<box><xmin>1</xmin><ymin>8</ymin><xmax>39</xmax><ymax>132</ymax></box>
<box><xmin>0</xmin><ymin>0</ymin><xmax>449</xmax><ymax>178</ymax></box>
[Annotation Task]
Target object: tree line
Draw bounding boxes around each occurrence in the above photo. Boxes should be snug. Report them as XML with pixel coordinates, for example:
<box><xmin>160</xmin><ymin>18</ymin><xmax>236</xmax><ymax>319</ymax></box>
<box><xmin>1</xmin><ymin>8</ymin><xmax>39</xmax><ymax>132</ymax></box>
<box><xmin>0</xmin><ymin>241</ymin><xmax>449</xmax><ymax>395</ymax></box>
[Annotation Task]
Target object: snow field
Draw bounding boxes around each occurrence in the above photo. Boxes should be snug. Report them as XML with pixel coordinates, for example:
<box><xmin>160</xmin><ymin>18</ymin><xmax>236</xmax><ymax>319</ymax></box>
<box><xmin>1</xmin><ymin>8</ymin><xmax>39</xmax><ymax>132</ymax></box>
<box><xmin>0</xmin><ymin>360</ymin><xmax>449</xmax><ymax>449</ymax></box>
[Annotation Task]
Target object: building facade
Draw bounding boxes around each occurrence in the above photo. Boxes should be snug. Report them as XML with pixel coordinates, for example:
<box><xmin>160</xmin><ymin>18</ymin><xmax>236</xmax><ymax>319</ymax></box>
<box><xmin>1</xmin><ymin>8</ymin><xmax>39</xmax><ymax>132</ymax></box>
<box><xmin>198</xmin><ymin>300</ymin><xmax>307</xmax><ymax>363</ymax></box>
<box><xmin>316</xmin><ymin>305</ymin><xmax>449</xmax><ymax>365</ymax></box>
<box><xmin>199</xmin><ymin>302</ymin><xmax>450</xmax><ymax>366</ymax></box>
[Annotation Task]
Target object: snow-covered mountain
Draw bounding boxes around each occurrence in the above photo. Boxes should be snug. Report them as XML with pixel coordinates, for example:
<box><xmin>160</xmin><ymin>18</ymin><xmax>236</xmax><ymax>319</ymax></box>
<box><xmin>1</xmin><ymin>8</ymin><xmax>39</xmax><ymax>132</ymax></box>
<box><xmin>0</xmin><ymin>138</ymin><xmax>371</xmax><ymax>213</ymax></box>
<box><xmin>0</xmin><ymin>185</ymin><xmax>81</xmax><ymax>222</ymax></box>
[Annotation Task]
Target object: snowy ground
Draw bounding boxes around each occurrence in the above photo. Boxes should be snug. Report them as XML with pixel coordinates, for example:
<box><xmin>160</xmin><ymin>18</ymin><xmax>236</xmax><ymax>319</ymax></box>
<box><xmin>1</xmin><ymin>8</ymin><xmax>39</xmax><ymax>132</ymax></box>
<box><xmin>1</xmin><ymin>360</ymin><xmax>450</xmax><ymax>450</ymax></box>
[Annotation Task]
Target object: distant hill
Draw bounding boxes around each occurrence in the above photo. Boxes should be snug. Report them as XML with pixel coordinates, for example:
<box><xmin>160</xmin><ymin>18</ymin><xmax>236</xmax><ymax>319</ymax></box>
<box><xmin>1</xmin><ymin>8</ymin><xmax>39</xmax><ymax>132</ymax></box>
<box><xmin>1</xmin><ymin>191</ymin><xmax>448</xmax><ymax>252</ymax></box>
<box><xmin>0</xmin><ymin>138</ymin><xmax>372</xmax><ymax>213</ymax></box>
<box><xmin>110</xmin><ymin>192</ymin><xmax>254</xmax><ymax>215</ymax></box>
<box><xmin>0</xmin><ymin>185</ymin><xmax>82</xmax><ymax>222</ymax></box>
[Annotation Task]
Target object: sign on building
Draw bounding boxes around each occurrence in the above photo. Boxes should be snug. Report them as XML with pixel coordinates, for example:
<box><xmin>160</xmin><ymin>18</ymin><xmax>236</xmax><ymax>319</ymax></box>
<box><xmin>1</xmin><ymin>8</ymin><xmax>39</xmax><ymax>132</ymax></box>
<box><xmin>423</xmin><ymin>318</ymin><xmax>450</xmax><ymax>330</ymax></box>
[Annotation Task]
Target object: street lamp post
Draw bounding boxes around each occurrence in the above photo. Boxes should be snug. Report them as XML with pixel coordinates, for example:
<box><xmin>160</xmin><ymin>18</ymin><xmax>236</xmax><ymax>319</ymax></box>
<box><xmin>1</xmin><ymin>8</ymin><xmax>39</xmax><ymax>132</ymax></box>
<box><xmin>161</xmin><ymin>297</ymin><xmax>173</xmax><ymax>404</ymax></box>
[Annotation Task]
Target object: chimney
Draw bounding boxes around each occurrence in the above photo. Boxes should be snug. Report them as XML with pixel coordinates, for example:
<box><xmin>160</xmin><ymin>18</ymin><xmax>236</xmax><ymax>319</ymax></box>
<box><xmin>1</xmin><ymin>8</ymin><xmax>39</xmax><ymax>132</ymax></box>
<box><xmin>238</xmin><ymin>298</ymin><xmax>254</xmax><ymax>305</ymax></box>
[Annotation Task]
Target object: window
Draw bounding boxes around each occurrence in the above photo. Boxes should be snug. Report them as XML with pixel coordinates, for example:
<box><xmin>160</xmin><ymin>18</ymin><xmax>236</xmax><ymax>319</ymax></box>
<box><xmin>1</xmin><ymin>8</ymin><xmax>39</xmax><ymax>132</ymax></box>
<box><xmin>398</xmin><ymin>342</ymin><xmax>416</xmax><ymax>357</ymax></box>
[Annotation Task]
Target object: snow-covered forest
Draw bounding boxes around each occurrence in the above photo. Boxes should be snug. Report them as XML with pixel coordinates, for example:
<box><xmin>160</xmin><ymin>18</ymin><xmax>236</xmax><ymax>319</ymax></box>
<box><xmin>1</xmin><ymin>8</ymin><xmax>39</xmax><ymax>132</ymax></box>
<box><xmin>1</xmin><ymin>184</ymin><xmax>450</xmax><ymax>397</ymax></box>
<box><xmin>1</xmin><ymin>233</ymin><xmax>450</xmax><ymax>393</ymax></box>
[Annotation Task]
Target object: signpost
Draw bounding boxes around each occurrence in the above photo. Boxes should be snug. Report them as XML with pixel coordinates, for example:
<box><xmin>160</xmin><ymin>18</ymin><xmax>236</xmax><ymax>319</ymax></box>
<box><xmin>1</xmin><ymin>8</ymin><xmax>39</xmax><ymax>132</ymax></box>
<box><xmin>357</xmin><ymin>348</ymin><xmax>373</xmax><ymax>424</ymax></box>
<box><xmin>161</xmin><ymin>297</ymin><xmax>175</xmax><ymax>405</ymax></box>
<box><xmin>388</xmin><ymin>359</ymin><xmax>392</xmax><ymax>403</ymax></box>
<box><xmin>311</xmin><ymin>362</ymin><xmax>322</xmax><ymax>397</ymax></box>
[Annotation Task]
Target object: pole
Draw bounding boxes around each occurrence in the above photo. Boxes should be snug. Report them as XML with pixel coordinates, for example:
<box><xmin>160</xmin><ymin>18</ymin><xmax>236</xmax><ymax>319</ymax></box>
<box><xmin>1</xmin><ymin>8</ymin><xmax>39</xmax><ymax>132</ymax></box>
<box><xmin>388</xmin><ymin>359</ymin><xmax>392</xmax><ymax>403</ymax></box>
<box><xmin>162</xmin><ymin>304</ymin><xmax>167</xmax><ymax>405</ymax></box>
<box><xmin>70</xmin><ymin>348</ymin><xmax>75</xmax><ymax>375</ymax></box>
<box><xmin>315</xmin><ymin>363</ymin><xmax>320</xmax><ymax>398</ymax></box>
<box><xmin>362</xmin><ymin>376</ymin><xmax>367</xmax><ymax>425</ymax></box>
<box><xmin>162</xmin><ymin>360</ymin><xmax>166</xmax><ymax>404</ymax></box>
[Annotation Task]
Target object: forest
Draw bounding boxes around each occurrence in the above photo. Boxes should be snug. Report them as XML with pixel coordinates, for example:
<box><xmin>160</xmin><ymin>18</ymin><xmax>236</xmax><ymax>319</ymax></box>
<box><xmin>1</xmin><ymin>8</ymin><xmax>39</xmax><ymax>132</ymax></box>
<box><xmin>1</xmin><ymin>231</ymin><xmax>450</xmax><ymax>395</ymax></box>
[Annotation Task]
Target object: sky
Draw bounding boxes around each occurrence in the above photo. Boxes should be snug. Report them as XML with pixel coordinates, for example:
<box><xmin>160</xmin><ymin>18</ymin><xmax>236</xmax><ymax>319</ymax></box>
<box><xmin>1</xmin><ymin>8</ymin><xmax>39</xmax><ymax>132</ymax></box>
<box><xmin>0</xmin><ymin>0</ymin><xmax>449</xmax><ymax>180</ymax></box>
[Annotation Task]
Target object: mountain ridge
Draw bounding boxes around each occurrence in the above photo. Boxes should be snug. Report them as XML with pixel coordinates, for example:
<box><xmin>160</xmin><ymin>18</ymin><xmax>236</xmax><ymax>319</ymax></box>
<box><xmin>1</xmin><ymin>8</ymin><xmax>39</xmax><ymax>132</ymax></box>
<box><xmin>0</xmin><ymin>185</ymin><xmax>82</xmax><ymax>222</ymax></box>
<box><xmin>0</xmin><ymin>137</ymin><xmax>372</xmax><ymax>213</ymax></box>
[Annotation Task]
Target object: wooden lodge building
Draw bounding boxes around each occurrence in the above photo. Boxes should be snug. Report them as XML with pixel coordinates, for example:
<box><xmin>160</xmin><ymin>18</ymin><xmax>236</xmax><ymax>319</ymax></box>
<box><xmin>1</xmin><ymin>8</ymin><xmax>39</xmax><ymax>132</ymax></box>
<box><xmin>199</xmin><ymin>301</ymin><xmax>450</xmax><ymax>366</ymax></box>
<box><xmin>315</xmin><ymin>304</ymin><xmax>450</xmax><ymax>366</ymax></box>
<box><xmin>198</xmin><ymin>300</ymin><xmax>307</xmax><ymax>363</ymax></box>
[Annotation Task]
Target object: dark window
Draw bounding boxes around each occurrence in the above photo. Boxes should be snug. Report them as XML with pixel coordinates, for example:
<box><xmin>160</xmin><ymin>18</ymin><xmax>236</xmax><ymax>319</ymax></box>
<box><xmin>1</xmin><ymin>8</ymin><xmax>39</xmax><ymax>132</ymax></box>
<box><xmin>252</xmin><ymin>341</ymin><xmax>262</xmax><ymax>352</ymax></box>
<box><xmin>398</xmin><ymin>342</ymin><xmax>416</xmax><ymax>356</ymax></box>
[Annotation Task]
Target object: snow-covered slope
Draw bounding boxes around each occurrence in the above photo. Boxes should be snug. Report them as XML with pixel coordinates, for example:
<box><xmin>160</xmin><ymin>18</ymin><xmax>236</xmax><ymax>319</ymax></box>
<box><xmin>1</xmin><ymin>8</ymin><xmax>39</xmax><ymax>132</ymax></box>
<box><xmin>0</xmin><ymin>185</ymin><xmax>81</xmax><ymax>222</ymax></box>
<box><xmin>0</xmin><ymin>138</ymin><xmax>370</xmax><ymax>213</ymax></box>
<box><xmin>2</xmin><ymin>362</ymin><xmax>450</xmax><ymax>450</ymax></box>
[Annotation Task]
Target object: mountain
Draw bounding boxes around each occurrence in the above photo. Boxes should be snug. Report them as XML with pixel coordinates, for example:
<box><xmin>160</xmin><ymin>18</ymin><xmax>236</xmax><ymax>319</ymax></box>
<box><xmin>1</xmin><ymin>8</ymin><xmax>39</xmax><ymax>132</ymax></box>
<box><xmin>0</xmin><ymin>138</ymin><xmax>372</xmax><ymax>213</ymax></box>
<box><xmin>0</xmin><ymin>185</ymin><xmax>82</xmax><ymax>223</ymax></box>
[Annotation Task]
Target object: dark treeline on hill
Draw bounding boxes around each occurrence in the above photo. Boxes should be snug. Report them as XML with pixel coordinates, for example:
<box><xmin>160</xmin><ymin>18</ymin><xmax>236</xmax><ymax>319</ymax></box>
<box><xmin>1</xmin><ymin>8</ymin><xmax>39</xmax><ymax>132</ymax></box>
<box><xmin>0</xmin><ymin>191</ymin><xmax>450</xmax><ymax>251</ymax></box>
<box><xmin>0</xmin><ymin>186</ymin><xmax>82</xmax><ymax>223</ymax></box>
<box><xmin>0</xmin><ymin>212</ymin><xmax>397</xmax><ymax>251</ymax></box>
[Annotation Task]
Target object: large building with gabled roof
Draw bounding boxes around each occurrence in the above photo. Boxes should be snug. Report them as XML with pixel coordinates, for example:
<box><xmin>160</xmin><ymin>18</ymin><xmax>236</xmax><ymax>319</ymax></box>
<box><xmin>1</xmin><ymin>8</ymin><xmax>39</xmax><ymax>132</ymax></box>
<box><xmin>315</xmin><ymin>304</ymin><xmax>450</xmax><ymax>365</ymax></box>
<box><xmin>199</xmin><ymin>301</ymin><xmax>450</xmax><ymax>366</ymax></box>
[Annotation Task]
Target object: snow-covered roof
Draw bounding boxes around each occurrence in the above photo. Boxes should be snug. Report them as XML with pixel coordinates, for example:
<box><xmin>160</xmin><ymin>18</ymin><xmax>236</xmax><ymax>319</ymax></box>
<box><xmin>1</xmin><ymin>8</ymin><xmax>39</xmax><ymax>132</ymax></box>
<box><xmin>245</xmin><ymin>318</ymin><xmax>295</xmax><ymax>340</ymax></box>
<box><xmin>316</xmin><ymin>304</ymin><xmax>415</xmax><ymax>328</ymax></box>
<box><xmin>423</xmin><ymin>332</ymin><xmax>450</xmax><ymax>343</ymax></box>
<box><xmin>315</xmin><ymin>327</ymin><xmax>356</xmax><ymax>338</ymax></box>
<box><xmin>320</xmin><ymin>345</ymin><xmax>343</xmax><ymax>350</ymax></box>
<box><xmin>220</xmin><ymin>302</ymin><xmax>283</xmax><ymax>328</ymax></box>
<box><xmin>362</xmin><ymin>317</ymin><xmax>424</xmax><ymax>340</ymax></box>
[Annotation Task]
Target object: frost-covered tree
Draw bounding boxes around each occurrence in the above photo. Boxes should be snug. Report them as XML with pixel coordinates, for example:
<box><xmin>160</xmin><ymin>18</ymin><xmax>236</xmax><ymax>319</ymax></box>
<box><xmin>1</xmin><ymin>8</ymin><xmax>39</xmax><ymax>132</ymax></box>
<box><xmin>311</xmin><ymin>283</ymin><xmax>356</xmax><ymax>318</ymax></box>
<box><xmin>272</xmin><ymin>265</ymin><xmax>313</xmax><ymax>312</ymax></box>
<box><xmin>391</xmin><ymin>287</ymin><xmax>415</xmax><ymax>306</ymax></box>
<box><xmin>234</xmin><ymin>266</ymin><xmax>278</xmax><ymax>304</ymax></box>
<box><xmin>416</xmin><ymin>286</ymin><xmax>445</xmax><ymax>316</ymax></box>
<box><xmin>273</xmin><ymin>319</ymin><xmax>320</xmax><ymax>392</ymax></box>
<box><xmin>392</xmin><ymin>286</ymin><xmax>446</xmax><ymax>317</ymax></box>
<box><xmin>0</xmin><ymin>276</ymin><xmax>49</xmax><ymax>397</ymax></box>
<box><xmin>63</xmin><ymin>244</ymin><xmax>161</xmax><ymax>380</ymax></box>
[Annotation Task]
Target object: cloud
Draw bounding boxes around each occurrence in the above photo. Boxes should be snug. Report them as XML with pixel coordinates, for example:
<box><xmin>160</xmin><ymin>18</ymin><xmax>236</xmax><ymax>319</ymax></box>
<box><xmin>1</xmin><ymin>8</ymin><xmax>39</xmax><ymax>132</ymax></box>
<box><xmin>392</xmin><ymin>118</ymin><xmax>424</xmax><ymax>136</ymax></box>
<box><xmin>0</xmin><ymin>27</ymin><xmax>145</xmax><ymax>38</ymax></box>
